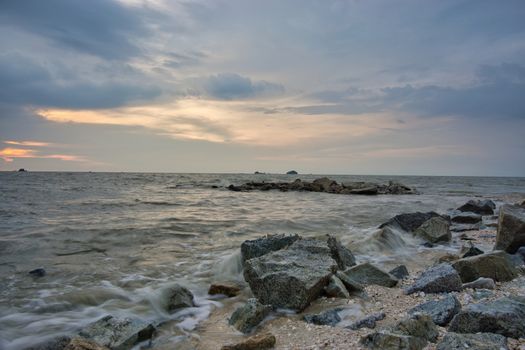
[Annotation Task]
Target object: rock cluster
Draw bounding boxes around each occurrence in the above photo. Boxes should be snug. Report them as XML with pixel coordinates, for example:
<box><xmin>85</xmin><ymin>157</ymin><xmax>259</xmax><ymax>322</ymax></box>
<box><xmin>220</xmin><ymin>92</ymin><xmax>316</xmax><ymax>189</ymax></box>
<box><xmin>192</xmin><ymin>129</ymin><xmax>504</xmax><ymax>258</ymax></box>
<box><xmin>378</xmin><ymin>211</ymin><xmax>452</xmax><ymax>245</ymax></box>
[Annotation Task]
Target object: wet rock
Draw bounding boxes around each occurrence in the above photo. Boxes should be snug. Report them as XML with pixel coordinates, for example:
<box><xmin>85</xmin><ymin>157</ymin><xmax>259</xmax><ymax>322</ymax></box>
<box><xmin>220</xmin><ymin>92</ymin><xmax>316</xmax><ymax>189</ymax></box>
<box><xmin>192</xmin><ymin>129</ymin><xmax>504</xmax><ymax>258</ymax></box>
<box><xmin>408</xmin><ymin>295</ymin><xmax>461</xmax><ymax>326</ymax></box>
<box><xmin>393</xmin><ymin>313</ymin><xmax>439</xmax><ymax>342</ymax></box>
<box><xmin>414</xmin><ymin>216</ymin><xmax>451</xmax><ymax>244</ymax></box>
<box><xmin>457</xmin><ymin>199</ymin><xmax>496</xmax><ymax>215</ymax></box>
<box><xmin>460</xmin><ymin>244</ymin><xmax>484</xmax><ymax>258</ymax></box>
<box><xmin>24</xmin><ymin>336</ymin><xmax>72</xmax><ymax>350</ymax></box>
<box><xmin>209</xmin><ymin>282</ymin><xmax>242</xmax><ymax>297</ymax></box>
<box><xmin>165</xmin><ymin>284</ymin><xmax>195</xmax><ymax>311</ymax></box>
<box><xmin>379</xmin><ymin>212</ymin><xmax>443</xmax><ymax>233</ymax></box>
<box><xmin>243</xmin><ymin>238</ymin><xmax>338</xmax><ymax>310</ymax></box>
<box><xmin>349</xmin><ymin>186</ymin><xmax>378</xmax><ymax>195</ymax></box>
<box><xmin>437</xmin><ymin>253</ymin><xmax>460</xmax><ymax>264</ymax></box>
<box><xmin>327</xmin><ymin>235</ymin><xmax>356</xmax><ymax>269</ymax></box>
<box><xmin>369</xmin><ymin>226</ymin><xmax>410</xmax><ymax>251</ymax></box>
<box><xmin>450</xmin><ymin>212</ymin><xmax>482</xmax><ymax>224</ymax></box>
<box><xmin>451</xmin><ymin>251</ymin><xmax>518</xmax><ymax>283</ymax></box>
<box><xmin>229</xmin><ymin>298</ymin><xmax>272</xmax><ymax>334</ymax></box>
<box><xmin>405</xmin><ymin>263</ymin><xmax>462</xmax><ymax>295</ymax></box>
<box><xmin>240</xmin><ymin>234</ymin><xmax>300</xmax><ymax>264</ymax></box>
<box><xmin>221</xmin><ymin>333</ymin><xmax>276</xmax><ymax>350</ymax></box>
<box><xmin>382</xmin><ymin>181</ymin><xmax>418</xmax><ymax>195</ymax></box>
<box><xmin>303</xmin><ymin>308</ymin><xmax>342</xmax><ymax>326</ymax></box>
<box><xmin>342</xmin><ymin>263</ymin><xmax>398</xmax><ymax>287</ymax></box>
<box><xmin>448</xmin><ymin>295</ymin><xmax>525</xmax><ymax>338</ymax></box>
<box><xmin>65</xmin><ymin>337</ymin><xmax>109</xmax><ymax>350</ymax></box>
<box><xmin>29</xmin><ymin>268</ymin><xmax>46</xmax><ymax>278</ymax></box>
<box><xmin>347</xmin><ymin>312</ymin><xmax>385</xmax><ymax>330</ymax></box>
<box><xmin>335</xmin><ymin>271</ymin><xmax>364</xmax><ymax>293</ymax></box>
<box><xmin>389</xmin><ymin>265</ymin><xmax>409</xmax><ymax>280</ymax></box>
<box><xmin>495</xmin><ymin>204</ymin><xmax>525</xmax><ymax>254</ymax></box>
<box><xmin>436</xmin><ymin>332</ymin><xmax>508</xmax><ymax>350</ymax></box>
<box><xmin>517</xmin><ymin>246</ymin><xmax>525</xmax><ymax>263</ymax></box>
<box><xmin>324</xmin><ymin>275</ymin><xmax>350</xmax><ymax>298</ymax></box>
<box><xmin>462</xmin><ymin>277</ymin><xmax>496</xmax><ymax>290</ymax></box>
<box><xmin>360</xmin><ymin>331</ymin><xmax>427</xmax><ymax>350</ymax></box>
<box><xmin>78</xmin><ymin>315</ymin><xmax>155</xmax><ymax>350</ymax></box>
<box><xmin>313</xmin><ymin>177</ymin><xmax>337</xmax><ymax>192</ymax></box>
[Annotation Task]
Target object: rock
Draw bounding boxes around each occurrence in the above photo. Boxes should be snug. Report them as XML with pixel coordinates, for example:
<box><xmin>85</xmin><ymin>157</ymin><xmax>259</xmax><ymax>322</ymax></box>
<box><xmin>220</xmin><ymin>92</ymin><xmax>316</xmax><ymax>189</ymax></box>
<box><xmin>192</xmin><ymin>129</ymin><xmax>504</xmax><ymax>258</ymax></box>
<box><xmin>221</xmin><ymin>333</ymin><xmax>276</xmax><ymax>350</ymax></box>
<box><xmin>451</xmin><ymin>251</ymin><xmax>518</xmax><ymax>283</ymax></box>
<box><xmin>436</xmin><ymin>332</ymin><xmax>508</xmax><ymax>350</ymax></box>
<box><xmin>460</xmin><ymin>244</ymin><xmax>484</xmax><ymax>258</ymax></box>
<box><xmin>327</xmin><ymin>235</ymin><xmax>356</xmax><ymax>269</ymax></box>
<box><xmin>240</xmin><ymin>234</ymin><xmax>300</xmax><ymax>264</ymax></box>
<box><xmin>457</xmin><ymin>199</ymin><xmax>496</xmax><ymax>215</ymax></box>
<box><xmin>349</xmin><ymin>186</ymin><xmax>378</xmax><ymax>195</ymax></box>
<box><xmin>383</xmin><ymin>181</ymin><xmax>418</xmax><ymax>195</ymax></box>
<box><xmin>24</xmin><ymin>336</ymin><xmax>72</xmax><ymax>350</ymax></box>
<box><xmin>437</xmin><ymin>253</ymin><xmax>460</xmax><ymax>264</ymax></box>
<box><xmin>369</xmin><ymin>226</ymin><xmax>410</xmax><ymax>251</ymax></box>
<box><xmin>379</xmin><ymin>212</ymin><xmax>443</xmax><ymax>233</ymax></box>
<box><xmin>389</xmin><ymin>265</ymin><xmax>409</xmax><ymax>280</ymax></box>
<box><xmin>342</xmin><ymin>263</ymin><xmax>398</xmax><ymax>287</ymax></box>
<box><xmin>209</xmin><ymin>282</ymin><xmax>242</xmax><ymax>297</ymax></box>
<box><xmin>517</xmin><ymin>246</ymin><xmax>525</xmax><ymax>263</ymax></box>
<box><xmin>450</xmin><ymin>212</ymin><xmax>482</xmax><ymax>224</ymax></box>
<box><xmin>303</xmin><ymin>308</ymin><xmax>342</xmax><ymax>326</ymax></box>
<box><xmin>495</xmin><ymin>204</ymin><xmax>525</xmax><ymax>253</ymax></box>
<box><xmin>243</xmin><ymin>238</ymin><xmax>338</xmax><ymax>310</ymax></box>
<box><xmin>165</xmin><ymin>284</ymin><xmax>195</xmax><ymax>311</ymax></box>
<box><xmin>78</xmin><ymin>315</ymin><xmax>155</xmax><ymax>350</ymax></box>
<box><xmin>405</xmin><ymin>263</ymin><xmax>462</xmax><ymax>295</ymax></box>
<box><xmin>360</xmin><ymin>331</ymin><xmax>427</xmax><ymax>350</ymax></box>
<box><xmin>335</xmin><ymin>271</ymin><xmax>364</xmax><ymax>293</ymax></box>
<box><xmin>65</xmin><ymin>338</ymin><xmax>109</xmax><ymax>350</ymax></box>
<box><xmin>286</xmin><ymin>170</ymin><xmax>298</xmax><ymax>175</ymax></box>
<box><xmin>229</xmin><ymin>298</ymin><xmax>272</xmax><ymax>334</ymax></box>
<box><xmin>29</xmin><ymin>268</ymin><xmax>46</xmax><ymax>277</ymax></box>
<box><xmin>313</xmin><ymin>177</ymin><xmax>337</xmax><ymax>192</ymax></box>
<box><xmin>408</xmin><ymin>295</ymin><xmax>461</xmax><ymax>326</ymax></box>
<box><xmin>450</xmin><ymin>223</ymin><xmax>482</xmax><ymax>232</ymax></box>
<box><xmin>324</xmin><ymin>275</ymin><xmax>350</xmax><ymax>298</ymax></box>
<box><xmin>347</xmin><ymin>312</ymin><xmax>385</xmax><ymax>330</ymax></box>
<box><xmin>462</xmin><ymin>277</ymin><xmax>496</xmax><ymax>290</ymax></box>
<box><xmin>393</xmin><ymin>313</ymin><xmax>439</xmax><ymax>342</ymax></box>
<box><xmin>413</xmin><ymin>216</ymin><xmax>451</xmax><ymax>243</ymax></box>
<box><xmin>471</xmin><ymin>289</ymin><xmax>494</xmax><ymax>300</ymax></box>
<box><xmin>448</xmin><ymin>295</ymin><xmax>525</xmax><ymax>338</ymax></box>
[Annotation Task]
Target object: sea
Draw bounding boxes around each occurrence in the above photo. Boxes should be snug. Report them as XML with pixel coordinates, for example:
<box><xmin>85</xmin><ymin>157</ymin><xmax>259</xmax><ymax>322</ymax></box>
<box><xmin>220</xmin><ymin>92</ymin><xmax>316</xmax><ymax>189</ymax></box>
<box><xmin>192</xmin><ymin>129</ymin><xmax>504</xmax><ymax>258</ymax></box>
<box><xmin>0</xmin><ymin>172</ymin><xmax>524</xmax><ymax>349</ymax></box>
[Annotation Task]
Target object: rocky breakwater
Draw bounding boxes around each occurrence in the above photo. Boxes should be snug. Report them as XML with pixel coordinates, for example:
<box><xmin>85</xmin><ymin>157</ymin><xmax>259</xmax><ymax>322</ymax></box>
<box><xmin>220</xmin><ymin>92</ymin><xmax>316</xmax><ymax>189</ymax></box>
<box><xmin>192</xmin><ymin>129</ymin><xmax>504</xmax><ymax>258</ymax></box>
<box><xmin>227</xmin><ymin>177</ymin><xmax>418</xmax><ymax>195</ymax></box>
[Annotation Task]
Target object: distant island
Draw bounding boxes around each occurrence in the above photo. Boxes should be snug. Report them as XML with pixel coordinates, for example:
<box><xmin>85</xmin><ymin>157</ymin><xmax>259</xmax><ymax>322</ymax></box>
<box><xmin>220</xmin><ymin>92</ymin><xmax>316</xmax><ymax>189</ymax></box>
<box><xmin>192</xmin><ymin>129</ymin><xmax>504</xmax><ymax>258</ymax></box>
<box><xmin>286</xmin><ymin>170</ymin><xmax>298</xmax><ymax>175</ymax></box>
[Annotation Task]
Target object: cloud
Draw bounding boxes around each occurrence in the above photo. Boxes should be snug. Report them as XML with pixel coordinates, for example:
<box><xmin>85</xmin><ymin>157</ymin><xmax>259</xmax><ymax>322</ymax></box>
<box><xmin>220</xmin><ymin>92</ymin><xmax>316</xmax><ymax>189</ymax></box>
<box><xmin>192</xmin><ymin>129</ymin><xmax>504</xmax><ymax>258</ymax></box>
<box><xmin>0</xmin><ymin>147</ymin><xmax>83</xmax><ymax>162</ymax></box>
<box><xmin>4</xmin><ymin>140</ymin><xmax>52</xmax><ymax>147</ymax></box>
<box><xmin>201</xmin><ymin>73</ymin><xmax>285</xmax><ymax>100</ymax></box>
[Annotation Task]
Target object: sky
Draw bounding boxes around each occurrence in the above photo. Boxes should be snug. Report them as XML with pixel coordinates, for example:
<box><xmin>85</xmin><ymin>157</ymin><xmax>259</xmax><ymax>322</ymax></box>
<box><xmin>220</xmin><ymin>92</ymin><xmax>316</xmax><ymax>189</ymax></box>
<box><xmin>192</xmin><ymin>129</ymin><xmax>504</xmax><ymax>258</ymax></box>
<box><xmin>0</xmin><ymin>0</ymin><xmax>524</xmax><ymax>176</ymax></box>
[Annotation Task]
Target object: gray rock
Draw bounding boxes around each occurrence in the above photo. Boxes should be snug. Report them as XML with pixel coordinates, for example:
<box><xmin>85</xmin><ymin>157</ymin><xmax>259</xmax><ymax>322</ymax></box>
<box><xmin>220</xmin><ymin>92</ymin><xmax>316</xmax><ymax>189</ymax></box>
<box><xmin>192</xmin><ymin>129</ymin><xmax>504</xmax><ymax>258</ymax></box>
<box><xmin>408</xmin><ymin>295</ymin><xmax>461</xmax><ymax>326</ymax></box>
<box><xmin>449</xmin><ymin>295</ymin><xmax>525</xmax><ymax>338</ymax></box>
<box><xmin>165</xmin><ymin>284</ymin><xmax>195</xmax><ymax>311</ymax></box>
<box><xmin>324</xmin><ymin>275</ymin><xmax>350</xmax><ymax>298</ymax></box>
<box><xmin>393</xmin><ymin>313</ymin><xmax>438</xmax><ymax>342</ymax></box>
<box><xmin>303</xmin><ymin>308</ymin><xmax>342</xmax><ymax>326</ymax></box>
<box><xmin>517</xmin><ymin>246</ymin><xmax>525</xmax><ymax>263</ymax></box>
<box><xmin>451</xmin><ymin>251</ymin><xmax>518</xmax><ymax>283</ymax></box>
<box><xmin>360</xmin><ymin>331</ymin><xmax>427</xmax><ymax>350</ymax></box>
<box><xmin>471</xmin><ymin>289</ymin><xmax>494</xmax><ymax>300</ymax></box>
<box><xmin>460</xmin><ymin>244</ymin><xmax>484</xmax><ymax>258</ymax></box>
<box><xmin>221</xmin><ymin>333</ymin><xmax>276</xmax><ymax>350</ymax></box>
<box><xmin>437</xmin><ymin>332</ymin><xmax>508</xmax><ymax>350</ymax></box>
<box><xmin>414</xmin><ymin>217</ymin><xmax>451</xmax><ymax>243</ymax></box>
<box><xmin>286</xmin><ymin>170</ymin><xmax>298</xmax><ymax>175</ymax></box>
<box><xmin>65</xmin><ymin>337</ymin><xmax>109</xmax><ymax>350</ymax></box>
<box><xmin>457</xmin><ymin>199</ymin><xmax>496</xmax><ymax>215</ymax></box>
<box><xmin>450</xmin><ymin>212</ymin><xmax>482</xmax><ymax>224</ymax></box>
<box><xmin>495</xmin><ymin>204</ymin><xmax>525</xmax><ymax>253</ymax></box>
<box><xmin>313</xmin><ymin>177</ymin><xmax>337</xmax><ymax>192</ymax></box>
<box><xmin>342</xmin><ymin>263</ymin><xmax>398</xmax><ymax>287</ymax></box>
<box><xmin>327</xmin><ymin>235</ymin><xmax>356</xmax><ymax>269</ymax></box>
<box><xmin>349</xmin><ymin>186</ymin><xmax>379</xmax><ymax>195</ymax></box>
<box><xmin>243</xmin><ymin>238</ymin><xmax>338</xmax><ymax>311</ymax></box>
<box><xmin>347</xmin><ymin>312</ymin><xmax>385</xmax><ymax>330</ymax></box>
<box><xmin>335</xmin><ymin>271</ymin><xmax>364</xmax><ymax>293</ymax></box>
<box><xmin>78</xmin><ymin>315</ymin><xmax>155</xmax><ymax>350</ymax></box>
<box><xmin>24</xmin><ymin>336</ymin><xmax>72</xmax><ymax>350</ymax></box>
<box><xmin>405</xmin><ymin>263</ymin><xmax>462</xmax><ymax>295</ymax></box>
<box><xmin>389</xmin><ymin>265</ymin><xmax>409</xmax><ymax>280</ymax></box>
<box><xmin>379</xmin><ymin>212</ymin><xmax>443</xmax><ymax>233</ymax></box>
<box><xmin>229</xmin><ymin>298</ymin><xmax>272</xmax><ymax>334</ymax></box>
<box><xmin>240</xmin><ymin>234</ymin><xmax>299</xmax><ymax>264</ymax></box>
<box><xmin>462</xmin><ymin>277</ymin><xmax>496</xmax><ymax>290</ymax></box>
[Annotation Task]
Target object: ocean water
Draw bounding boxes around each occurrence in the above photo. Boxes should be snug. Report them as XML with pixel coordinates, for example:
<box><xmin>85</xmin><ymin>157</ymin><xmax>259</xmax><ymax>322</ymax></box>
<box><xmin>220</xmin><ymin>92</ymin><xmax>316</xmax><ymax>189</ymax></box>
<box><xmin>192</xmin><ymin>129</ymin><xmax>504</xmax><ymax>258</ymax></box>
<box><xmin>0</xmin><ymin>172</ymin><xmax>524</xmax><ymax>349</ymax></box>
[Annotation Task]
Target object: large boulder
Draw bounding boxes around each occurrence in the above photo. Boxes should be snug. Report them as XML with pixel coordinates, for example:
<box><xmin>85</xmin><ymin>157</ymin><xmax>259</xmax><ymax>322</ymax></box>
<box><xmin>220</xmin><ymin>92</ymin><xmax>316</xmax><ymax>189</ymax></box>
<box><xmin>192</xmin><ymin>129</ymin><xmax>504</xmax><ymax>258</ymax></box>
<box><xmin>451</xmin><ymin>251</ymin><xmax>518</xmax><ymax>283</ymax></box>
<box><xmin>413</xmin><ymin>216</ymin><xmax>451</xmax><ymax>244</ymax></box>
<box><xmin>327</xmin><ymin>235</ymin><xmax>356</xmax><ymax>269</ymax></box>
<box><xmin>229</xmin><ymin>298</ymin><xmax>272</xmax><ymax>334</ymax></box>
<box><xmin>436</xmin><ymin>332</ymin><xmax>508</xmax><ymax>350</ymax></box>
<box><xmin>448</xmin><ymin>295</ymin><xmax>525</xmax><ymax>338</ymax></box>
<box><xmin>341</xmin><ymin>263</ymin><xmax>398</xmax><ymax>287</ymax></box>
<box><xmin>494</xmin><ymin>204</ymin><xmax>525</xmax><ymax>253</ymax></box>
<box><xmin>243</xmin><ymin>238</ymin><xmax>338</xmax><ymax>311</ymax></box>
<box><xmin>405</xmin><ymin>263</ymin><xmax>462</xmax><ymax>295</ymax></box>
<box><xmin>389</xmin><ymin>265</ymin><xmax>409</xmax><ymax>280</ymax></box>
<box><xmin>457</xmin><ymin>199</ymin><xmax>496</xmax><ymax>215</ymax></box>
<box><xmin>78</xmin><ymin>316</ymin><xmax>155</xmax><ymax>350</ymax></box>
<box><xmin>408</xmin><ymin>295</ymin><xmax>461</xmax><ymax>326</ymax></box>
<box><xmin>450</xmin><ymin>212</ymin><xmax>482</xmax><ymax>224</ymax></box>
<box><xmin>379</xmin><ymin>212</ymin><xmax>443</xmax><ymax>232</ymax></box>
<box><xmin>324</xmin><ymin>275</ymin><xmax>350</xmax><ymax>298</ymax></box>
<box><xmin>240</xmin><ymin>234</ymin><xmax>299</xmax><ymax>264</ymax></box>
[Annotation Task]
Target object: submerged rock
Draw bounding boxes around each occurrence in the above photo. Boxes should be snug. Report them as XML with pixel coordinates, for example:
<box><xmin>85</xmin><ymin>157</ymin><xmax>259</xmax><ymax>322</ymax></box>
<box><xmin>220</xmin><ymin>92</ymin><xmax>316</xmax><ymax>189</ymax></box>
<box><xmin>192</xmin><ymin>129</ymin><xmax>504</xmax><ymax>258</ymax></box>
<box><xmin>379</xmin><ymin>212</ymin><xmax>443</xmax><ymax>233</ymax></box>
<box><xmin>221</xmin><ymin>333</ymin><xmax>276</xmax><ymax>350</ymax></box>
<box><xmin>405</xmin><ymin>263</ymin><xmax>462</xmax><ymax>295</ymax></box>
<box><xmin>29</xmin><ymin>268</ymin><xmax>46</xmax><ymax>278</ymax></box>
<box><xmin>347</xmin><ymin>312</ymin><xmax>385</xmax><ymax>330</ymax></box>
<box><xmin>25</xmin><ymin>336</ymin><xmax>72</xmax><ymax>350</ymax></box>
<box><xmin>448</xmin><ymin>295</ymin><xmax>525</xmax><ymax>338</ymax></box>
<box><xmin>413</xmin><ymin>216</ymin><xmax>451</xmax><ymax>244</ymax></box>
<box><xmin>65</xmin><ymin>337</ymin><xmax>109</xmax><ymax>350</ymax></box>
<box><xmin>408</xmin><ymin>295</ymin><xmax>461</xmax><ymax>326</ymax></box>
<box><xmin>436</xmin><ymin>332</ymin><xmax>508</xmax><ymax>350</ymax></box>
<box><xmin>78</xmin><ymin>315</ymin><xmax>155</xmax><ymax>350</ymax></box>
<box><xmin>165</xmin><ymin>284</ymin><xmax>195</xmax><ymax>311</ymax></box>
<box><xmin>462</xmin><ymin>277</ymin><xmax>496</xmax><ymax>290</ymax></box>
<box><xmin>457</xmin><ymin>199</ymin><xmax>496</xmax><ymax>215</ymax></box>
<box><xmin>240</xmin><ymin>234</ymin><xmax>300</xmax><ymax>264</ymax></box>
<box><xmin>451</xmin><ymin>251</ymin><xmax>518</xmax><ymax>283</ymax></box>
<box><xmin>229</xmin><ymin>298</ymin><xmax>272</xmax><ymax>334</ymax></box>
<box><xmin>209</xmin><ymin>282</ymin><xmax>242</xmax><ymax>297</ymax></box>
<box><xmin>495</xmin><ymin>204</ymin><xmax>525</xmax><ymax>253</ymax></box>
<box><xmin>389</xmin><ymin>265</ymin><xmax>409</xmax><ymax>280</ymax></box>
<box><xmin>324</xmin><ymin>275</ymin><xmax>350</xmax><ymax>298</ymax></box>
<box><xmin>342</xmin><ymin>263</ymin><xmax>398</xmax><ymax>287</ymax></box>
<box><xmin>303</xmin><ymin>308</ymin><xmax>342</xmax><ymax>326</ymax></box>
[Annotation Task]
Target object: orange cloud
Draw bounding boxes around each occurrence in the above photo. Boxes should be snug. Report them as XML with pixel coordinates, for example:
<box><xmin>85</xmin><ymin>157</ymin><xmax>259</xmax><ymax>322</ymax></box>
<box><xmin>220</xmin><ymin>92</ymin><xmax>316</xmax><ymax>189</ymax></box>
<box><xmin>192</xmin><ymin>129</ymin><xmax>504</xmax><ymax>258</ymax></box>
<box><xmin>4</xmin><ymin>140</ymin><xmax>52</xmax><ymax>147</ymax></box>
<box><xmin>0</xmin><ymin>147</ymin><xmax>83</xmax><ymax>162</ymax></box>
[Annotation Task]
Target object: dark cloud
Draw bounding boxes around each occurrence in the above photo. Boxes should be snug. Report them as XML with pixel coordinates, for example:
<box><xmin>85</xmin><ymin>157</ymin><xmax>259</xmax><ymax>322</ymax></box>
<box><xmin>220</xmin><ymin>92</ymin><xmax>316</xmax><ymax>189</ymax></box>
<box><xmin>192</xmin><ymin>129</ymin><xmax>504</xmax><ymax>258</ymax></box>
<box><xmin>203</xmin><ymin>73</ymin><xmax>284</xmax><ymax>100</ymax></box>
<box><xmin>0</xmin><ymin>0</ymin><xmax>154</xmax><ymax>60</ymax></box>
<box><xmin>0</xmin><ymin>53</ymin><xmax>161</xmax><ymax>110</ymax></box>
